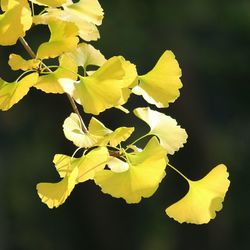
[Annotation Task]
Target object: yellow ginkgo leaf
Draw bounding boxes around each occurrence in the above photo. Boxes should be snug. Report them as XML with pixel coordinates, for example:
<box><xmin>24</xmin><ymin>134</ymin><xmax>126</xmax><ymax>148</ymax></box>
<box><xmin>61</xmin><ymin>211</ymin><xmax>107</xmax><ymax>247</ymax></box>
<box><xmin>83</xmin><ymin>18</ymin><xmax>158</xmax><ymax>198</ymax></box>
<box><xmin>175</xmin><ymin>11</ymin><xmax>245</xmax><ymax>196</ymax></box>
<box><xmin>88</xmin><ymin>117</ymin><xmax>134</xmax><ymax>147</ymax></box>
<box><xmin>0</xmin><ymin>73</ymin><xmax>38</xmax><ymax>111</ymax></box>
<box><xmin>94</xmin><ymin>137</ymin><xmax>168</xmax><ymax>203</ymax></box>
<box><xmin>1</xmin><ymin>0</ymin><xmax>8</xmax><ymax>11</ymax></box>
<box><xmin>30</xmin><ymin>0</ymin><xmax>67</xmax><ymax>7</ymax></box>
<box><xmin>119</xmin><ymin>57</ymin><xmax>138</xmax><ymax>89</ymax></box>
<box><xmin>37</xmin><ymin>19</ymin><xmax>79</xmax><ymax>59</ymax></box>
<box><xmin>63</xmin><ymin>113</ymin><xmax>101</xmax><ymax>148</ymax></box>
<box><xmin>0</xmin><ymin>0</ymin><xmax>32</xmax><ymax>46</ymax></box>
<box><xmin>166</xmin><ymin>164</ymin><xmax>230</xmax><ymax>224</ymax></box>
<box><xmin>132</xmin><ymin>51</ymin><xmax>182</xmax><ymax>108</ymax></box>
<box><xmin>134</xmin><ymin>107</ymin><xmax>188</xmax><ymax>155</ymax></box>
<box><xmin>98</xmin><ymin>127</ymin><xmax>135</xmax><ymax>147</ymax></box>
<box><xmin>71</xmin><ymin>56</ymin><xmax>125</xmax><ymax>115</ymax></box>
<box><xmin>53</xmin><ymin>147</ymin><xmax>109</xmax><ymax>183</ymax></box>
<box><xmin>34</xmin><ymin>54</ymin><xmax>77</xmax><ymax>94</ymax></box>
<box><xmin>62</xmin><ymin>0</ymin><xmax>104</xmax><ymax>41</ymax></box>
<box><xmin>36</xmin><ymin>167</ymin><xmax>78</xmax><ymax>209</ymax></box>
<box><xmin>63</xmin><ymin>113</ymin><xmax>134</xmax><ymax>148</ymax></box>
<box><xmin>8</xmin><ymin>54</ymin><xmax>40</xmax><ymax>71</ymax></box>
<box><xmin>66</xmin><ymin>42</ymin><xmax>106</xmax><ymax>70</ymax></box>
<box><xmin>117</xmin><ymin>57</ymin><xmax>138</xmax><ymax>106</ymax></box>
<box><xmin>107</xmin><ymin>157</ymin><xmax>129</xmax><ymax>173</ymax></box>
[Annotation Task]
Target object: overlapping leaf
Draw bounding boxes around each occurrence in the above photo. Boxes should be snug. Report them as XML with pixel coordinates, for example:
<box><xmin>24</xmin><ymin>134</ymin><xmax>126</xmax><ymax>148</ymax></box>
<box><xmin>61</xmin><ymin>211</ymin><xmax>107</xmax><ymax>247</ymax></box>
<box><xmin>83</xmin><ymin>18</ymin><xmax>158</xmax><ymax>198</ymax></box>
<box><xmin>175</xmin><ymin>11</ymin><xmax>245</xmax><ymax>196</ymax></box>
<box><xmin>63</xmin><ymin>113</ymin><xmax>134</xmax><ymax>148</ymax></box>
<box><xmin>166</xmin><ymin>164</ymin><xmax>230</xmax><ymax>224</ymax></box>
<box><xmin>71</xmin><ymin>56</ymin><xmax>126</xmax><ymax>114</ymax></box>
<box><xmin>33</xmin><ymin>0</ymin><xmax>104</xmax><ymax>41</ymax></box>
<box><xmin>37</xmin><ymin>147</ymin><xmax>109</xmax><ymax>208</ymax></box>
<box><xmin>134</xmin><ymin>107</ymin><xmax>187</xmax><ymax>154</ymax></box>
<box><xmin>8</xmin><ymin>54</ymin><xmax>40</xmax><ymax>71</ymax></box>
<box><xmin>37</xmin><ymin>19</ymin><xmax>79</xmax><ymax>59</ymax></box>
<box><xmin>36</xmin><ymin>167</ymin><xmax>78</xmax><ymax>209</ymax></box>
<box><xmin>34</xmin><ymin>54</ymin><xmax>77</xmax><ymax>94</ymax></box>
<box><xmin>62</xmin><ymin>0</ymin><xmax>104</xmax><ymax>41</ymax></box>
<box><xmin>94</xmin><ymin>137</ymin><xmax>168</xmax><ymax>203</ymax></box>
<box><xmin>133</xmin><ymin>51</ymin><xmax>182</xmax><ymax>108</ymax></box>
<box><xmin>54</xmin><ymin>147</ymin><xmax>109</xmax><ymax>182</ymax></box>
<box><xmin>0</xmin><ymin>0</ymin><xmax>32</xmax><ymax>46</ymax></box>
<box><xmin>65</xmin><ymin>42</ymin><xmax>106</xmax><ymax>70</ymax></box>
<box><xmin>0</xmin><ymin>73</ymin><xmax>38</xmax><ymax>111</ymax></box>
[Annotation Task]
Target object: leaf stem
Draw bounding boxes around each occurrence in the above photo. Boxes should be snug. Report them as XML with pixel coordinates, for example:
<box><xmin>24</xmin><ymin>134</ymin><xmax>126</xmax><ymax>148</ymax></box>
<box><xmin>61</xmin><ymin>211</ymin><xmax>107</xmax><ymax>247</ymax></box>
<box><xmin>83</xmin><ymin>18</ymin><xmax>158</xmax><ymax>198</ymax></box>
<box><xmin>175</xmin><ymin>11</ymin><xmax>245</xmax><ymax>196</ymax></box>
<box><xmin>128</xmin><ymin>133</ymin><xmax>150</xmax><ymax>148</ymax></box>
<box><xmin>18</xmin><ymin>37</ymin><xmax>88</xmax><ymax>133</ymax></box>
<box><xmin>167</xmin><ymin>163</ymin><xmax>190</xmax><ymax>182</ymax></box>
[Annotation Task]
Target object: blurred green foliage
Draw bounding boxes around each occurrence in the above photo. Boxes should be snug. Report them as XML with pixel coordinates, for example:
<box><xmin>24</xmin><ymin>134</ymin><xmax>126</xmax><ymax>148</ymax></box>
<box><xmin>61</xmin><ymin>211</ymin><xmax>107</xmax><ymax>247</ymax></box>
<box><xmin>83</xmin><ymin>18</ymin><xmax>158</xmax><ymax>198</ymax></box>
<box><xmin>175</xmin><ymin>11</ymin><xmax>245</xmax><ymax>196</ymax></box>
<box><xmin>0</xmin><ymin>0</ymin><xmax>249</xmax><ymax>249</ymax></box>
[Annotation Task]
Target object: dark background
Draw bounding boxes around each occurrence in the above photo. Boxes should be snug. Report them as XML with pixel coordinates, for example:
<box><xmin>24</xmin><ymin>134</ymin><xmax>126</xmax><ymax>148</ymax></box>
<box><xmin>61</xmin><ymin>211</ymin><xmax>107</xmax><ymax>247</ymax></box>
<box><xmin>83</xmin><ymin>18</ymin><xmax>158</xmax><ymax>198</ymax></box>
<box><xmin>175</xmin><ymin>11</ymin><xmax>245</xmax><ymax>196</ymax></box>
<box><xmin>0</xmin><ymin>0</ymin><xmax>249</xmax><ymax>249</ymax></box>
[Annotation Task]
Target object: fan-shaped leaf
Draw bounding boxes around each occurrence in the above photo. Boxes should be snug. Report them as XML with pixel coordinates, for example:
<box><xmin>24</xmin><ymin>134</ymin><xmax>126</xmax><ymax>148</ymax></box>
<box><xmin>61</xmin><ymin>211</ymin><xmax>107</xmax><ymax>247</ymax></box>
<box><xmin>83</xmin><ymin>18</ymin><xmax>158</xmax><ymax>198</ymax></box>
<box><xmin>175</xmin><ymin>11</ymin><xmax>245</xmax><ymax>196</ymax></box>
<box><xmin>134</xmin><ymin>107</ymin><xmax>187</xmax><ymax>154</ymax></box>
<box><xmin>133</xmin><ymin>51</ymin><xmax>182</xmax><ymax>108</ymax></box>
<box><xmin>166</xmin><ymin>164</ymin><xmax>230</xmax><ymax>224</ymax></box>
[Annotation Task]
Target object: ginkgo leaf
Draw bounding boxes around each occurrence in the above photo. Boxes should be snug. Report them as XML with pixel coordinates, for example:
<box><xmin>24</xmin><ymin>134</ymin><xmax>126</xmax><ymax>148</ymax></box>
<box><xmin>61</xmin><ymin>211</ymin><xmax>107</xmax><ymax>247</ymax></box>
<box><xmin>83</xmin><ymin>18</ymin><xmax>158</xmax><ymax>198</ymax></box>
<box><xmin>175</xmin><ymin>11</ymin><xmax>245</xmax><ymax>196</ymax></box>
<box><xmin>132</xmin><ymin>51</ymin><xmax>182</xmax><ymax>108</ymax></box>
<box><xmin>107</xmin><ymin>157</ymin><xmax>129</xmax><ymax>173</ymax></box>
<box><xmin>34</xmin><ymin>54</ymin><xmax>77</xmax><ymax>94</ymax></box>
<box><xmin>36</xmin><ymin>167</ymin><xmax>78</xmax><ymax>209</ymax></box>
<box><xmin>98</xmin><ymin>127</ymin><xmax>135</xmax><ymax>147</ymax></box>
<box><xmin>0</xmin><ymin>0</ymin><xmax>8</xmax><ymax>11</ymax></box>
<box><xmin>118</xmin><ymin>57</ymin><xmax>138</xmax><ymax>89</ymax></box>
<box><xmin>166</xmin><ymin>164</ymin><xmax>230</xmax><ymax>224</ymax></box>
<box><xmin>30</xmin><ymin>0</ymin><xmax>67</xmax><ymax>7</ymax></box>
<box><xmin>88</xmin><ymin>116</ymin><xmax>112</xmax><ymax>136</ymax></box>
<box><xmin>134</xmin><ymin>107</ymin><xmax>188</xmax><ymax>155</ymax></box>
<box><xmin>62</xmin><ymin>0</ymin><xmax>104</xmax><ymax>41</ymax></box>
<box><xmin>35</xmin><ymin>0</ymin><xmax>104</xmax><ymax>41</ymax></box>
<box><xmin>37</xmin><ymin>19</ymin><xmax>79</xmax><ymax>59</ymax></box>
<box><xmin>66</xmin><ymin>42</ymin><xmax>106</xmax><ymax>70</ymax></box>
<box><xmin>94</xmin><ymin>137</ymin><xmax>168</xmax><ymax>203</ymax></box>
<box><xmin>117</xmin><ymin>57</ymin><xmax>138</xmax><ymax>106</ymax></box>
<box><xmin>63</xmin><ymin>113</ymin><xmax>134</xmax><ymax>148</ymax></box>
<box><xmin>63</xmin><ymin>113</ymin><xmax>100</xmax><ymax>148</ymax></box>
<box><xmin>8</xmin><ymin>54</ymin><xmax>40</xmax><ymax>71</ymax></box>
<box><xmin>0</xmin><ymin>0</ymin><xmax>32</xmax><ymax>46</ymax></box>
<box><xmin>53</xmin><ymin>147</ymin><xmax>109</xmax><ymax>182</ymax></box>
<box><xmin>71</xmin><ymin>56</ymin><xmax>125</xmax><ymax>115</ymax></box>
<box><xmin>0</xmin><ymin>73</ymin><xmax>38</xmax><ymax>111</ymax></box>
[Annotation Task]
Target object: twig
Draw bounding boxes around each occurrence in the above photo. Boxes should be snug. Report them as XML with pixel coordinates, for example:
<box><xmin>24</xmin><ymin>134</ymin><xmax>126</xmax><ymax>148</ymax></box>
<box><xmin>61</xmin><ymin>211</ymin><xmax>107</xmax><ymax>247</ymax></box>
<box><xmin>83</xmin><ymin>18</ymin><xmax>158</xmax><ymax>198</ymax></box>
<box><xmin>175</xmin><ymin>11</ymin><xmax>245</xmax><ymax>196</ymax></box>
<box><xmin>18</xmin><ymin>37</ymin><xmax>88</xmax><ymax>133</ymax></box>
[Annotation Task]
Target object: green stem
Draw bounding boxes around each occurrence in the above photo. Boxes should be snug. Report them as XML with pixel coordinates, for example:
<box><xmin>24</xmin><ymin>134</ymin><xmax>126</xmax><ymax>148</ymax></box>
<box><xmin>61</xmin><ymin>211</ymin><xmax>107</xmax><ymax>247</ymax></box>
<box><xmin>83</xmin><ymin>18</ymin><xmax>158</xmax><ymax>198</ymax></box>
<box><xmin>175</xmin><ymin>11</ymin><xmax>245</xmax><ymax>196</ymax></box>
<box><xmin>18</xmin><ymin>37</ymin><xmax>88</xmax><ymax>133</ymax></box>
<box><xmin>167</xmin><ymin>163</ymin><xmax>190</xmax><ymax>182</ymax></box>
<box><xmin>128</xmin><ymin>133</ymin><xmax>150</xmax><ymax>148</ymax></box>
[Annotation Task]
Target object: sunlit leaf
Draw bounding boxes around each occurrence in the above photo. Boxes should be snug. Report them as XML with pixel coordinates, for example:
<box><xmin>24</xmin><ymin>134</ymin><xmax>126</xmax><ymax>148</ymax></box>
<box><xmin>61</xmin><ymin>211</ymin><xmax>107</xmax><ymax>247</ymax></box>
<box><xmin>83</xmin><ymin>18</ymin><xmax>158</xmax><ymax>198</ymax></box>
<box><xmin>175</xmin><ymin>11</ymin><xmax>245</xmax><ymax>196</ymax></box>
<box><xmin>166</xmin><ymin>164</ymin><xmax>230</xmax><ymax>224</ymax></box>
<box><xmin>0</xmin><ymin>73</ymin><xmax>38</xmax><ymax>111</ymax></box>
<box><xmin>8</xmin><ymin>54</ymin><xmax>40</xmax><ymax>71</ymax></box>
<box><xmin>134</xmin><ymin>107</ymin><xmax>187</xmax><ymax>155</ymax></box>
<box><xmin>34</xmin><ymin>0</ymin><xmax>104</xmax><ymax>41</ymax></box>
<box><xmin>37</xmin><ymin>19</ymin><xmax>79</xmax><ymax>59</ymax></box>
<box><xmin>63</xmin><ymin>113</ymin><xmax>134</xmax><ymax>148</ymax></box>
<box><xmin>66</xmin><ymin>42</ymin><xmax>106</xmax><ymax>70</ymax></box>
<box><xmin>63</xmin><ymin>113</ymin><xmax>100</xmax><ymax>148</ymax></box>
<box><xmin>0</xmin><ymin>0</ymin><xmax>32</xmax><ymax>46</ymax></box>
<box><xmin>34</xmin><ymin>54</ymin><xmax>77</xmax><ymax>94</ymax></box>
<box><xmin>98</xmin><ymin>127</ymin><xmax>134</xmax><ymax>147</ymax></box>
<box><xmin>36</xmin><ymin>167</ymin><xmax>78</xmax><ymax>208</ymax></box>
<box><xmin>63</xmin><ymin>0</ymin><xmax>104</xmax><ymax>41</ymax></box>
<box><xmin>94</xmin><ymin>137</ymin><xmax>168</xmax><ymax>203</ymax></box>
<box><xmin>107</xmin><ymin>157</ymin><xmax>129</xmax><ymax>173</ymax></box>
<box><xmin>53</xmin><ymin>147</ymin><xmax>109</xmax><ymax>182</ymax></box>
<box><xmin>71</xmin><ymin>56</ymin><xmax>125</xmax><ymax>115</ymax></box>
<box><xmin>133</xmin><ymin>51</ymin><xmax>182</xmax><ymax>108</ymax></box>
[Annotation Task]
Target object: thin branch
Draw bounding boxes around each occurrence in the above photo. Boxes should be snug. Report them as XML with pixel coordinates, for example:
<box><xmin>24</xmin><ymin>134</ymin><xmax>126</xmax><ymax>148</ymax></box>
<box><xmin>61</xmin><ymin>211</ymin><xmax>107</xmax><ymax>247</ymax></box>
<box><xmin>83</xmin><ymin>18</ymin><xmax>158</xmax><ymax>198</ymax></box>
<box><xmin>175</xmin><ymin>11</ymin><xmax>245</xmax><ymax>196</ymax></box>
<box><xmin>18</xmin><ymin>37</ymin><xmax>88</xmax><ymax>133</ymax></box>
